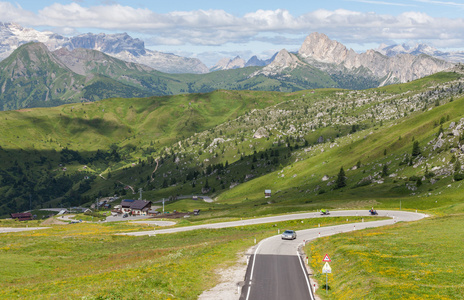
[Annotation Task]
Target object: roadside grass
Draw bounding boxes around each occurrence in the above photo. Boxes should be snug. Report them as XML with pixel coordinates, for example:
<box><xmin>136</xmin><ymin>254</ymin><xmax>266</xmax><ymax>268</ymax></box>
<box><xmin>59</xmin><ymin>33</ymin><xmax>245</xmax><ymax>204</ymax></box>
<box><xmin>0</xmin><ymin>216</ymin><xmax>372</xmax><ymax>299</ymax></box>
<box><xmin>307</xmin><ymin>214</ymin><xmax>464</xmax><ymax>299</ymax></box>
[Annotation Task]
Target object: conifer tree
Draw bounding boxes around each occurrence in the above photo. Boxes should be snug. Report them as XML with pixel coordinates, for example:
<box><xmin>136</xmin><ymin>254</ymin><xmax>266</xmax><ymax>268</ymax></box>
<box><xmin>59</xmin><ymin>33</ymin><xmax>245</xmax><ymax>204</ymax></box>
<box><xmin>412</xmin><ymin>140</ymin><xmax>421</xmax><ymax>157</ymax></box>
<box><xmin>336</xmin><ymin>167</ymin><xmax>346</xmax><ymax>188</ymax></box>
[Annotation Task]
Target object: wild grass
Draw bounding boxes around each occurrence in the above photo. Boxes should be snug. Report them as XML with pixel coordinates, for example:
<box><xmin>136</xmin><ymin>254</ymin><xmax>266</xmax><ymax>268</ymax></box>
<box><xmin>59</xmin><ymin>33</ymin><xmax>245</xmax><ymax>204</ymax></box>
<box><xmin>0</xmin><ymin>216</ymin><xmax>370</xmax><ymax>299</ymax></box>
<box><xmin>307</xmin><ymin>214</ymin><xmax>464</xmax><ymax>299</ymax></box>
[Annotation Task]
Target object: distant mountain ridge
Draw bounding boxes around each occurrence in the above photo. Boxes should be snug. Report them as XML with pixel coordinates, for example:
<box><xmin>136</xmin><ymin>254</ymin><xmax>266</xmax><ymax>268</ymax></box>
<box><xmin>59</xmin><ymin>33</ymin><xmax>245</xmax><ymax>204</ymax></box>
<box><xmin>0</xmin><ymin>22</ymin><xmax>208</xmax><ymax>74</ymax></box>
<box><xmin>0</xmin><ymin>28</ymin><xmax>457</xmax><ymax>111</ymax></box>
<box><xmin>376</xmin><ymin>43</ymin><xmax>464</xmax><ymax>63</ymax></box>
<box><xmin>210</xmin><ymin>53</ymin><xmax>278</xmax><ymax>71</ymax></box>
<box><xmin>252</xmin><ymin>32</ymin><xmax>453</xmax><ymax>86</ymax></box>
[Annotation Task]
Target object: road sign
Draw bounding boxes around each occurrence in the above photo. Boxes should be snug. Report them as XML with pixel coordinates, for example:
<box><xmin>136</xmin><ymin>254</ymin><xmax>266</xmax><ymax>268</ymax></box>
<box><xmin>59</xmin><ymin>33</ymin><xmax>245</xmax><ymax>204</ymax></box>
<box><xmin>322</xmin><ymin>254</ymin><xmax>331</xmax><ymax>262</ymax></box>
<box><xmin>322</xmin><ymin>262</ymin><xmax>332</xmax><ymax>274</ymax></box>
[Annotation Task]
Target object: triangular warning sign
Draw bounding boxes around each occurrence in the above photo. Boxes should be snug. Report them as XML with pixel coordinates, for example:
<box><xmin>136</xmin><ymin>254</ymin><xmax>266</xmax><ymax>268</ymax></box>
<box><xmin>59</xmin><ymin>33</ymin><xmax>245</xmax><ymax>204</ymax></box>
<box><xmin>322</xmin><ymin>254</ymin><xmax>331</xmax><ymax>262</ymax></box>
<box><xmin>322</xmin><ymin>262</ymin><xmax>332</xmax><ymax>273</ymax></box>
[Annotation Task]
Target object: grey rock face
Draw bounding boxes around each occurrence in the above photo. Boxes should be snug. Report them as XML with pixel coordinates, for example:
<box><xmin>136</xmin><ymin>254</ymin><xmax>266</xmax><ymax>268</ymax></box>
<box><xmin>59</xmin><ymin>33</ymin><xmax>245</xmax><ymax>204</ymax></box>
<box><xmin>298</xmin><ymin>32</ymin><xmax>453</xmax><ymax>86</ymax></box>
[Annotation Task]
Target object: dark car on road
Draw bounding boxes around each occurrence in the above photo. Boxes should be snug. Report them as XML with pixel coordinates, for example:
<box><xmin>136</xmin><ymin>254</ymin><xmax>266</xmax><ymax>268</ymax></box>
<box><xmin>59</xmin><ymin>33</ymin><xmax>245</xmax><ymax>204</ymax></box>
<box><xmin>281</xmin><ymin>230</ymin><xmax>297</xmax><ymax>240</ymax></box>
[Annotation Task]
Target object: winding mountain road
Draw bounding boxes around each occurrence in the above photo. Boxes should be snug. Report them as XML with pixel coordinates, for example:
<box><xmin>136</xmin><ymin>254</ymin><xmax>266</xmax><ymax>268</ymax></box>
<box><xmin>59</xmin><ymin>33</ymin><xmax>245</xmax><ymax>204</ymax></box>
<box><xmin>240</xmin><ymin>210</ymin><xmax>427</xmax><ymax>300</ymax></box>
<box><xmin>121</xmin><ymin>210</ymin><xmax>427</xmax><ymax>299</ymax></box>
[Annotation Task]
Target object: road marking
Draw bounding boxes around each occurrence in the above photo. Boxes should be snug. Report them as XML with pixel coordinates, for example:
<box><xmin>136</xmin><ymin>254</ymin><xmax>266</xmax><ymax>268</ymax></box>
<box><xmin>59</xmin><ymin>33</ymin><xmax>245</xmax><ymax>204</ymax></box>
<box><xmin>297</xmin><ymin>249</ymin><xmax>315</xmax><ymax>300</ymax></box>
<box><xmin>245</xmin><ymin>236</ymin><xmax>272</xmax><ymax>300</ymax></box>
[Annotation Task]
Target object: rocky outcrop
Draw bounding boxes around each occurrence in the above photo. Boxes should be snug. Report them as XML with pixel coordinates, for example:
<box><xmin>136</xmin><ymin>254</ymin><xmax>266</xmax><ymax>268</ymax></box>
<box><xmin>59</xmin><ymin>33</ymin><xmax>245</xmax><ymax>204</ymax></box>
<box><xmin>253</xmin><ymin>127</ymin><xmax>269</xmax><ymax>139</ymax></box>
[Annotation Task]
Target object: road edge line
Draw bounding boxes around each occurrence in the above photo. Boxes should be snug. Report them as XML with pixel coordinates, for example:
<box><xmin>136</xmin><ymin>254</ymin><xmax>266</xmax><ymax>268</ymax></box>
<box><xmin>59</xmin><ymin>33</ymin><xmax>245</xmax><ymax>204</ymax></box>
<box><xmin>297</xmin><ymin>248</ymin><xmax>315</xmax><ymax>300</ymax></box>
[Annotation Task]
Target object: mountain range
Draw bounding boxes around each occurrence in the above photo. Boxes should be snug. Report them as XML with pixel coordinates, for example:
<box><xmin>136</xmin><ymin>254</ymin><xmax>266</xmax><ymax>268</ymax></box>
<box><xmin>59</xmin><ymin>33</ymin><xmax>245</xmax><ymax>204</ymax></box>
<box><xmin>376</xmin><ymin>43</ymin><xmax>464</xmax><ymax>63</ymax></box>
<box><xmin>0</xmin><ymin>22</ymin><xmax>208</xmax><ymax>74</ymax></box>
<box><xmin>0</xmin><ymin>22</ymin><xmax>456</xmax><ymax>111</ymax></box>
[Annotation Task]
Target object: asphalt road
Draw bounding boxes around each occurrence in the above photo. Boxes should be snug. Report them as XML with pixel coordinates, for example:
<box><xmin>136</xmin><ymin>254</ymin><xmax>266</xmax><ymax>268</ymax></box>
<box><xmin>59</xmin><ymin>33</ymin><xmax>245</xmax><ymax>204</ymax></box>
<box><xmin>120</xmin><ymin>210</ymin><xmax>427</xmax><ymax>299</ymax></box>
<box><xmin>240</xmin><ymin>210</ymin><xmax>427</xmax><ymax>300</ymax></box>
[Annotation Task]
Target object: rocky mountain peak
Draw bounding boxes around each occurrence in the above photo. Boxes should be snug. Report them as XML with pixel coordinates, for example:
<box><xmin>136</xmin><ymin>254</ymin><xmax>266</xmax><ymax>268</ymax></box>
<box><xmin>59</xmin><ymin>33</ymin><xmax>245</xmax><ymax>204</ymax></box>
<box><xmin>210</xmin><ymin>56</ymin><xmax>246</xmax><ymax>71</ymax></box>
<box><xmin>252</xmin><ymin>49</ymin><xmax>302</xmax><ymax>76</ymax></box>
<box><xmin>298</xmin><ymin>32</ymin><xmax>354</xmax><ymax>64</ymax></box>
<box><xmin>69</xmin><ymin>32</ymin><xmax>146</xmax><ymax>56</ymax></box>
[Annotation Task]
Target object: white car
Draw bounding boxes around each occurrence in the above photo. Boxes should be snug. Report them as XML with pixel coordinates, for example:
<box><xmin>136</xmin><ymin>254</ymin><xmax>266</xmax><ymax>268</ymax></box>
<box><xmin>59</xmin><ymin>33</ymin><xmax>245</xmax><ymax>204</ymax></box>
<box><xmin>281</xmin><ymin>230</ymin><xmax>297</xmax><ymax>240</ymax></box>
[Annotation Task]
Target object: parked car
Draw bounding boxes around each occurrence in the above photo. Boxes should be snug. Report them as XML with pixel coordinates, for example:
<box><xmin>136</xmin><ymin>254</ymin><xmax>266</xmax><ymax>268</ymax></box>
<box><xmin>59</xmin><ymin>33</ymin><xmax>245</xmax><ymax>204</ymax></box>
<box><xmin>281</xmin><ymin>230</ymin><xmax>297</xmax><ymax>240</ymax></box>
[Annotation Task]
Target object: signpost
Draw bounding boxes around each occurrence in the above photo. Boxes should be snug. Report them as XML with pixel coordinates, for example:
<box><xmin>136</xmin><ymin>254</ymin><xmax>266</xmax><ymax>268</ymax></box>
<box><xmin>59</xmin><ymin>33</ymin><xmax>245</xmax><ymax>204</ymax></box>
<box><xmin>322</xmin><ymin>255</ymin><xmax>332</xmax><ymax>293</ymax></box>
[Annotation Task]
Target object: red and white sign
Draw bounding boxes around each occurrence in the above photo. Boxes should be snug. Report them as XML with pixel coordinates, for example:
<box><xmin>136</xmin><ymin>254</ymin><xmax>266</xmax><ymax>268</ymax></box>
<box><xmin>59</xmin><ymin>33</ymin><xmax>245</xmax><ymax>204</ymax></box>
<box><xmin>322</xmin><ymin>254</ymin><xmax>331</xmax><ymax>262</ymax></box>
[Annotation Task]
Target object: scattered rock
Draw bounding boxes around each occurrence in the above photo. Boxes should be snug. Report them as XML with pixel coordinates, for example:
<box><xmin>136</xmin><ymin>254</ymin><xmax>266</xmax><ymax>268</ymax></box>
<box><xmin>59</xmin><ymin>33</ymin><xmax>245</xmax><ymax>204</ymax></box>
<box><xmin>253</xmin><ymin>127</ymin><xmax>269</xmax><ymax>139</ymax></box>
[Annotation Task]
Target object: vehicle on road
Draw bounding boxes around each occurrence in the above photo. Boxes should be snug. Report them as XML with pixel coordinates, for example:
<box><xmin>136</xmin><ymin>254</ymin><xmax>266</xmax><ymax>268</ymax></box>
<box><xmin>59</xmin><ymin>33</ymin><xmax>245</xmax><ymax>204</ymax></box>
<box><xmin>281</xmin><ymin>230</ymin><xmax>297</xmax><ymax>240</ymax></box>
<box><xmin>369</xmin><ymin>209</ymin><xmax>378</xmax><ymax>215</ymax></box>
<box><xmin>123</xmin><ymin>213</ymin><xmax>129</xmax><ymax>218</ymax></box>
<box><xmin>321</xmin><ymin>209</ymin><xmax>330</xmax><ymax>215</ymax></box>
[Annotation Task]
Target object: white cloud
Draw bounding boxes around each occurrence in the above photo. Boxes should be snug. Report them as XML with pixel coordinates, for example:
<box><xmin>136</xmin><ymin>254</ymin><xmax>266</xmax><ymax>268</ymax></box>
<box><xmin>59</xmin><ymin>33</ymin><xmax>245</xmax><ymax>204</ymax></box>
<box><xmin>345</xmin><ymin>0</ymin><xmax>416</xmax><ymax>7</ymax></box>
<box><xmin>1</xmin><ymin>2</ymin><xmax>464</xmax><ymax>49</ymax></box>
<box><xmin>413</xmin><ymin>0</ymin><xmax>464</xmax><ymax>8</ymax></box>
<box><xmin>0</xmin><ymin>2</ymin><xmax>36</xmax><ymax>23</ymax></box>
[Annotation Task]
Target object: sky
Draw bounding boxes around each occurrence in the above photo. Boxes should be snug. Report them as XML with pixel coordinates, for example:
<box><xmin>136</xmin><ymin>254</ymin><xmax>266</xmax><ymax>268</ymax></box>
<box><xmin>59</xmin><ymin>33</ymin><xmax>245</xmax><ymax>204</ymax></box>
<box><xmin>1</xmin><ymin>0</ymin><xmax>464</xmax><ymax>66</ymax></box>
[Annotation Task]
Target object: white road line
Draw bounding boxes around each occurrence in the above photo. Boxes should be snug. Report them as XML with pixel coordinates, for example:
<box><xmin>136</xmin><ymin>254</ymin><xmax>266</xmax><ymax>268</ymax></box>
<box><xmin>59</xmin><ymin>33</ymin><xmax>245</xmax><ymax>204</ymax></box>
<box><xmin>297</xmin><ymin>249</ymin><xmax>315</xmax><ymax>300</ymax></box>
<box><xmin>246</xmin><ymin>236</ymin><xmax>272</xmax><ymax>300</ymax></box>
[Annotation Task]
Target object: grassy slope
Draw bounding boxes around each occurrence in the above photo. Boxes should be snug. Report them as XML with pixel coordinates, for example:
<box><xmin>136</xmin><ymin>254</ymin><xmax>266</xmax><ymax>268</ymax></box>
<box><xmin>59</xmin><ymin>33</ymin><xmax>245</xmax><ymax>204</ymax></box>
<box><xmin>215</xmin><ymin>84</ymin><xmax>464</xmax><ymax>211</ymax></box>
<box><xmin>0</xmin><ymin>89</ymin><xmax>293</xmax><ymax>152</ymax></box>
<box><xmin>0</xmin><ymin>216</ymin><xmax>370</xmax><ymax>299</ymax></box>
<box><xmin>308</xmin><ymin>215</ymin><xmax>464</xmax><ymax>299</ymax></box>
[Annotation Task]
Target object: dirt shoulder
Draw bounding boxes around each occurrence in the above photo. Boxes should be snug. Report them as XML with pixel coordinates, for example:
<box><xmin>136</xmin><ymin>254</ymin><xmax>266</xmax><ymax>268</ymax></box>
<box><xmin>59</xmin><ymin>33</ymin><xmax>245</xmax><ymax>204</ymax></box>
<box><xmin>198</xmin><ymin>249</ymin><xmax>250</xmax><ymax>300</ymax></box>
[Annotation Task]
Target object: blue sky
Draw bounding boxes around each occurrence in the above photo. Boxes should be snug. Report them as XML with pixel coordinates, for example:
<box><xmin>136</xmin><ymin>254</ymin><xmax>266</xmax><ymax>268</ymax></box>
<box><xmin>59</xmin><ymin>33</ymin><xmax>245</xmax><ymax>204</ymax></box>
<box><xmin>1</xmin><ymin>0</ymin><xmax>464</xmax><ymax>66</ymax></box>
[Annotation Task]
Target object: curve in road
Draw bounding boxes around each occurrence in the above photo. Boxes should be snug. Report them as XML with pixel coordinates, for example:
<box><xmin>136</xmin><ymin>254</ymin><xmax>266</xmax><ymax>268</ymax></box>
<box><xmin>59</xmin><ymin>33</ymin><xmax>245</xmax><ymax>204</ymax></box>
<box><xmin>240</xmin><ymin>210</ymin><xmax>427</xmax><ymax>300</ymax></box>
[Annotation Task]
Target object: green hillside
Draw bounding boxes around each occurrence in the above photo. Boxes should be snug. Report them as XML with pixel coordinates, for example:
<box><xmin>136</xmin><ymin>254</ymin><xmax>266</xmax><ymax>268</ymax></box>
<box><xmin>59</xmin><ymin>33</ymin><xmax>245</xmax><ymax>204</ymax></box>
<box><xmin>0</xmin><ymin>89</ymin><xmax>300</xmax><ymax>214</ymax></box>
<box><xmin>1</xmin><ymin>68</ymin><xmax>464</xmax><ymax>217</ymax></box>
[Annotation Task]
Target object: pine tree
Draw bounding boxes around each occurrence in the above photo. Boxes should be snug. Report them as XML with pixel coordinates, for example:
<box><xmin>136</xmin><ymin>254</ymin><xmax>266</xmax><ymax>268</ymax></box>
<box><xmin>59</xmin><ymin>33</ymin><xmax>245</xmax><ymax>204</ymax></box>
<box><xmin>455</xmin><ymin>159</ymin><xmax>461</xmax><ymax>173</ymax></box>
<box><xmin>336</xmin><ymin>167</ymin><xmax>346</xmax><ymax>188</ymax></box>
<box><xmin>412</xmin><ymin>140</ymin><xmax>421</xmax><ymax>157</ymax></box>
<box><xmin>382</xmin><ymin>164</ymin><xmax>388</xmax><ymax>177</ymax></box>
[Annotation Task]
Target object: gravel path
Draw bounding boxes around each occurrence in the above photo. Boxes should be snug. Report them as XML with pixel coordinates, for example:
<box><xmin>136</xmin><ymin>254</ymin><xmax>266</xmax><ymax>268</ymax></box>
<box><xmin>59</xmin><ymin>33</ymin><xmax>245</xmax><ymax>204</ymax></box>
<box><xmin>0</xmin><ymin>227</ymin><xmax>50</xmax><ymax>233</ymax></box>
